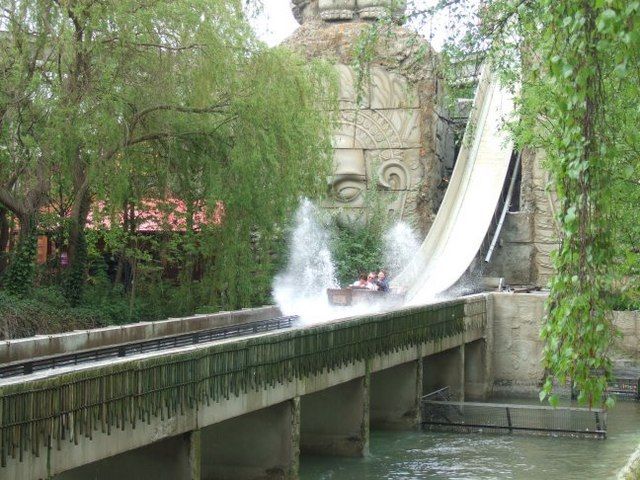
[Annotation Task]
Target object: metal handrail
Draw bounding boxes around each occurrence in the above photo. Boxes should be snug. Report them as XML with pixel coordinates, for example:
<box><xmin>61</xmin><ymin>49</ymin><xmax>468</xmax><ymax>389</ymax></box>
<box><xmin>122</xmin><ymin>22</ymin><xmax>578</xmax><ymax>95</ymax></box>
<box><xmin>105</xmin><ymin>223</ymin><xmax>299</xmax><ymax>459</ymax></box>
<box><xmin>485</xmin><ymin>152</ymin><xmax>522</xmax><ymax>262</ymax></box>
<box><xmin>0</xmin><ymin>315</ymin><xmax>298</xmax><ymax>379</ymax></box>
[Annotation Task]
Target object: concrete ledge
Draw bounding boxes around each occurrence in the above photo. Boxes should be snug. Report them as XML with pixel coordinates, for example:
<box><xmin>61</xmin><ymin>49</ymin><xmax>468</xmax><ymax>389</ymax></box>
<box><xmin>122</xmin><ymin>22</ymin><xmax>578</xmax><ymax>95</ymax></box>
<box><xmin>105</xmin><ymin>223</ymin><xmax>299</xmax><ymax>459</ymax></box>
<box><xmin>618</xmin><ymin>444</ymin><xmax>640</xmax><ymax>480</ymax></box>
<box><xmin>0</xmin><ymin>305</ymin><xmax>281</xmax><ymax>364</ymax></box>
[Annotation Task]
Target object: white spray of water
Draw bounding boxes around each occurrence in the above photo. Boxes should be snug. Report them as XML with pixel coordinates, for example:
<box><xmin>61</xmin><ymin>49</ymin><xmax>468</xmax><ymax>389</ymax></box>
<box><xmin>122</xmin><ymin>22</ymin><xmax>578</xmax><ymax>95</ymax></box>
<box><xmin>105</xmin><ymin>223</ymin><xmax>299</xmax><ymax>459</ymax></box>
<box><xmin>273</xmin><ymin>199</ymin><xmax>351</xmax><ymax>324</ymax></box>
<box><xmin>273</xmin><ymin>202</ymin><xmax>459</xmax><ymax>323</ymax></box>
<box><xmin>273</xmin><ymin>200</ymin><xmax>401</xmax><ymax>324</ymax></box>
<box><xmin>383</xmin><ymin>221</ymin><xmax>476</xmax><ymax>307</ymax></box>
<box><xmin>383</xmin><ymin>222</ymin><xmax>421</xmax><ymax>279</ymax></box>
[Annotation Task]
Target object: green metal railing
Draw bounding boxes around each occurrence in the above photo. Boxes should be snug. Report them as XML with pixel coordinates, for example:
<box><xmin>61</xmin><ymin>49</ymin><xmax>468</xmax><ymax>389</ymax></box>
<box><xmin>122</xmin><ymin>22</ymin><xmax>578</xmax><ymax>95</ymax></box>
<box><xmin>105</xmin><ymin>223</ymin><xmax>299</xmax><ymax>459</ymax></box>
<box><xmin>0</xmin><ymin>297</ymin><xmax>485</xmax><ymax>466</ymax></box>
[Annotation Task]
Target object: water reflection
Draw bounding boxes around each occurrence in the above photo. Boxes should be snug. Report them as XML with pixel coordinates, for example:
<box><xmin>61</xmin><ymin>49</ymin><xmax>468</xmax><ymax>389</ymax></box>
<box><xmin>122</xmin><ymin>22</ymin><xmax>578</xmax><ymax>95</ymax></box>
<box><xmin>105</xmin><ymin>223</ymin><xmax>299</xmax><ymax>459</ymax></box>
<box><xmin>301</xmin><ymin>400</ymin><xmax>640</xmax><ymax>479</ymax></box>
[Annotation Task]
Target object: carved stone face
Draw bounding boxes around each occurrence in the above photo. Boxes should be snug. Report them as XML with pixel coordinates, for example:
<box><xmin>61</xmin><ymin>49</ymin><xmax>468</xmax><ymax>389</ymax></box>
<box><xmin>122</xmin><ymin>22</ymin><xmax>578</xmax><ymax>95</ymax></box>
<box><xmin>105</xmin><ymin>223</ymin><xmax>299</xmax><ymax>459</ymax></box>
<box><xmin>293</xmin><ymin>0</ymin><xmax>407</xmax><ymax>24</ymax></box>
<box><xmin>324</xmin><ymin>64</ymin><xmax>423</xmax><ymax>223</ymax></box>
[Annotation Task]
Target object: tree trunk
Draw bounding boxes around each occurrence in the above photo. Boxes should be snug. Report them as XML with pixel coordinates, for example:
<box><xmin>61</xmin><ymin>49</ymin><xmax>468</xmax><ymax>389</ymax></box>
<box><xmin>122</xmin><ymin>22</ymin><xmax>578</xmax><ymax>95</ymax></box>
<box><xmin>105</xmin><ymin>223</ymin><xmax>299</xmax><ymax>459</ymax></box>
<box><xmin>0</xmin><ymin>206</ymin><xmax>10</xmax><ymax>276</ymax></box>
<box><xmin>3</xmin><ymin>213</ymin><xmax>38</xmax><ymax>295</ymax></box>
<box><xmin>64</xmin><ymin>191</ymin><xmax>91</xmax><ymax>305</ymax></box>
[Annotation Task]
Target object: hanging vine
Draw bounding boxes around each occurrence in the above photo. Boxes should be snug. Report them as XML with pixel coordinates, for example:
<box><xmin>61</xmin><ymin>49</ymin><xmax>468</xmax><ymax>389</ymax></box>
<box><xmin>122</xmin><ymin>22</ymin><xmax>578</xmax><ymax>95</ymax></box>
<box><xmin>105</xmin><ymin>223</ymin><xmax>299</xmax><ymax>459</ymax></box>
<box><xmin>406</xmin><ymin>0</ymin><xmax>640</xmax><ymax>406</ymax></box>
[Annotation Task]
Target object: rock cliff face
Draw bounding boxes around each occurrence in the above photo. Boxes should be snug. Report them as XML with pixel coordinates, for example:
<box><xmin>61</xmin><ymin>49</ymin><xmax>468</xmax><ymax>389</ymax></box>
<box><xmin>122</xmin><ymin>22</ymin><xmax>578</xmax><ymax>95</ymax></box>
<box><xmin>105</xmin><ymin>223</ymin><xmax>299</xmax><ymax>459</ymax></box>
<box><xmin>285</xmin><ymin>15</ymin><xmax>445</xmax><ymax>235</ymax></box>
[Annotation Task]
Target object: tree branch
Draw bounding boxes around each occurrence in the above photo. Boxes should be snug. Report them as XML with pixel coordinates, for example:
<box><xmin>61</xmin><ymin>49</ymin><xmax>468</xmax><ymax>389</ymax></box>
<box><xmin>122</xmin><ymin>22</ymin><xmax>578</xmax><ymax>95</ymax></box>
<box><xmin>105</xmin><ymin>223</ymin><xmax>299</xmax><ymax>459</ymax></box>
<box><xmin>0</xmin><ymin>186</ymin><xmax>27</xmax><ymax>218</ymax></box>
<box><xmin>128</xmin><ymin>102</ymin><xmax>231</xmax><ymax>134</ymax></box>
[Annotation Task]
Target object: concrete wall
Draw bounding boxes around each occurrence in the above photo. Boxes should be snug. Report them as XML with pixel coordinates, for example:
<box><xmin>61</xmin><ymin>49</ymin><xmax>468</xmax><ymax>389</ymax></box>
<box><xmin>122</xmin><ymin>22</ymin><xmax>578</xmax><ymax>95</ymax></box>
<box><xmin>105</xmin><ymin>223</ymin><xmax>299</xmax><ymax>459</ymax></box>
<box><xmin>55</xmin><ymin>432</ymin><xmax>198</xmax><ymax>480</ymax></box>
<box><xmin>464</xmin><ymin>339</ymin><xmax>489</xmax><ymax>400</ymax></box>
<box><xmin>370</xmin><ymin>360</ymin><xmax>422</xmax><ymax>429</ymax></box>
<box><xmin>0</xmin><ymin>305</ymin><xmax>281</xmax><ymax>364</ymax></box>
<box><xmin>423</xmin><ymin>346</ymin><xmax>464</xmax><ymax>400</ymax></box>
<box><xmin>614</xmin><ymin>310</ymin><xmax>640</xmax><ymax>360</ymax></box>
<box><xmin>201</xmin><ymin>400</ymin><xmax>299</xmax><ymax>480</ymax></box>
<box><xmin>300</xmin><ymin>377</ymin><xmax>369</xmax><ymax>457</ymax></box>
<box><xmin>490</xmin><ymin>292</ymin><xmax>547</xmax><ymax>396</ymax></box>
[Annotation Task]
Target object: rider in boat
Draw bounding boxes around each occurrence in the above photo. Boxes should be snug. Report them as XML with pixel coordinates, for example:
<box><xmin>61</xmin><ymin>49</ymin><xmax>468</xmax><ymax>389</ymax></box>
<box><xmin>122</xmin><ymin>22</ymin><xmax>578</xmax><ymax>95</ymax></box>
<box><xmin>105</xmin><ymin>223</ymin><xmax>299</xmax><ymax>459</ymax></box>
<box><xmin>375</xmin><ymin>270</ymin><xmax>390</xmax><ymax>292</ymax></box>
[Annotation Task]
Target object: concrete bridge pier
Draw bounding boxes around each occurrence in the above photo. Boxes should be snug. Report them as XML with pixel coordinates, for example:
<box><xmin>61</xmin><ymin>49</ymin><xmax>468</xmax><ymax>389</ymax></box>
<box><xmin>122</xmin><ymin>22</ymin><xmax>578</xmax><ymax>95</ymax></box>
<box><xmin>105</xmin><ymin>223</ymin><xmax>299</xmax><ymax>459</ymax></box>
<box><xmin>464</xmin><ymin>339</ymin><xmax>490</xmax><ymax>400</ymax></box>
<box><xmin>300</xmin><ymin>376</ymin><xmax>369</xmax><ymax>457</ymax></box>
<box><xmin>423</xmin><ymin>346</ymin><xmax>465</xmax><ymax>400</ymax></box>
<box><xmin>54</xmin><ymin>429</ymin><xmax>201</xmax><ymax>480</ymax></box>
<box><xmin>200</xmin><ymin>399</ymin><xmax>300</xmax><ymax>480</ymax></box>
<box><xmin>370</xmin><ymin>359</ymin><xmax>423</xmax><ymax>429</ymax></box>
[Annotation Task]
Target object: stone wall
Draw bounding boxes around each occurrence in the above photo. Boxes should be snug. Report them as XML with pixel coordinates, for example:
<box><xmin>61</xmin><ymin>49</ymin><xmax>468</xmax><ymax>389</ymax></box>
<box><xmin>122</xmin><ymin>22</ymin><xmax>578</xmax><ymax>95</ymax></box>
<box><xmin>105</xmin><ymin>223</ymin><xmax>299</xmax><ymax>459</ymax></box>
<box><xmin>614</xmin><ymin>310</ymin><xmax>640</xmax><ymax>358</ymax></box>
<box><xmin>490</xmin><ymin>292</ymin><xmax>640</xmax><ymax>396</ymax></box>
<box><xmin>490</xmin><ymin>292</ymin><xmax>547</xmax><ymax>396</ymax></box>
<box><xmin>485</xmin><ymin>212</ymin><xmax>535</xmax><ymax>285</ymax></box>
<box><xmin>520</xmin><ymin>148</ymin><xmax>559</xmax><ymax>286</ymax></box>
<box><xmin>285</xmin><ymin>20</ymin><xmax>443</xmax><ymax>235</ymax></box>
<box><xmin>486</xmin><ymin>147</ymin><xmax>559</xmax><ymax>287</ymax></box>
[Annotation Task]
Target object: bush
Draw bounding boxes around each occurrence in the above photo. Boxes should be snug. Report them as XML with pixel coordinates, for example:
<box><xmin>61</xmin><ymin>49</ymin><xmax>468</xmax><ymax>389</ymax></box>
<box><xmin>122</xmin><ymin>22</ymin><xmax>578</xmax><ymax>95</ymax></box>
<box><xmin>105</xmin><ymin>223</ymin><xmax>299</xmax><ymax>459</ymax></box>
<box><xmin>331</xmin><ymin>220</ymin><xmax>385</xmax><ymax>287</ymax></box>
<box><xmin>0</xmin><ymin>290</ymin><xmax>107</xmax><ymax>339</ymax></box>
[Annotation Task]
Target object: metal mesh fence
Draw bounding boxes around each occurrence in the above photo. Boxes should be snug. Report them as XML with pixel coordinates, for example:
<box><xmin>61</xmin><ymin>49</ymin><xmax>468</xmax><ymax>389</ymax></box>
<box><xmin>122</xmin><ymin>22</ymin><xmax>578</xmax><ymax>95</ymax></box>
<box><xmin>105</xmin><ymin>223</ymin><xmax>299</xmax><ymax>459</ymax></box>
<box><xmin>607</xmin><ymin>378</ymin><xmax>640</xmax><ymax>400</ymax></box>
<box><xmin>422</xmin><ymin>399</ymin><xmax>606</xmax><ymax>439</ymax></box>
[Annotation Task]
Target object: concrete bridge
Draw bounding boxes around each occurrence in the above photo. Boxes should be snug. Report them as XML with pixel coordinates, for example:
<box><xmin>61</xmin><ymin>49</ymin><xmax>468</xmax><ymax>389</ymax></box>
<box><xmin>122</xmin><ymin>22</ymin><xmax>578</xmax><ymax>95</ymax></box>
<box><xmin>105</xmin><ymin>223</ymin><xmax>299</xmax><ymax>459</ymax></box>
<box><xmin>1</xmin><ymin>295</ymin><xmax>495</xmax><ymax>480</ymax></box>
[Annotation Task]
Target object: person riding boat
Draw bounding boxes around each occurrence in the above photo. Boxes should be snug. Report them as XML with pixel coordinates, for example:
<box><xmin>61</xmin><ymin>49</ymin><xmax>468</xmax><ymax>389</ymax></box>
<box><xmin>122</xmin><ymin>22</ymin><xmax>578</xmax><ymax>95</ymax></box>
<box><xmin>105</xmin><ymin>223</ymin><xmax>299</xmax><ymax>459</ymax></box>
<box><xmin>351</xmin><ymin>273</ymin><xmax>368</xmax><ymax>288</ymax></box>
<box><xmin>366</xmin><ymin>272</ymin><xmax>379</xmax><ymax>290</ymax></box>
<box><xmin>375</xmin><ymin>270</ymin><xmax>389</xmax><ymax>292</ymax></box>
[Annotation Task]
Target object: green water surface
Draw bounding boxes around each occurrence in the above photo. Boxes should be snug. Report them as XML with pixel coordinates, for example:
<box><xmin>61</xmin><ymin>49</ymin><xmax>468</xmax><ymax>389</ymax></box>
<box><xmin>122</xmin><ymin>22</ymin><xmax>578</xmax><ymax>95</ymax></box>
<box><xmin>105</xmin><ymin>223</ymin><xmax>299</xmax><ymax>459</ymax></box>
<box><xmin>300</xmin><ymin>400</ymin><xmax>640</xmax><ymax>479</ymax></box>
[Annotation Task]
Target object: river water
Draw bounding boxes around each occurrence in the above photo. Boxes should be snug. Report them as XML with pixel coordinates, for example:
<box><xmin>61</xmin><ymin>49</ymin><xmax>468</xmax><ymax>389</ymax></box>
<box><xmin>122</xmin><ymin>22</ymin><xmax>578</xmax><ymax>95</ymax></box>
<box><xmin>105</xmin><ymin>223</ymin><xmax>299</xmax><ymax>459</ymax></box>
<box><xmin>300</xmin><ymin>399</ymin><xmax>640</xmax><ymax>479</ymax></box>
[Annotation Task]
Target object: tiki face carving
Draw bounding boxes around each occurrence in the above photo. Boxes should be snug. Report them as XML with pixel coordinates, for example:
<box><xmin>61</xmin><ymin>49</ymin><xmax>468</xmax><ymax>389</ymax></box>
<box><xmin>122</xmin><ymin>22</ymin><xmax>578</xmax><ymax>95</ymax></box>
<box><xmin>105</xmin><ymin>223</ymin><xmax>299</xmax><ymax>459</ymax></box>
<box><xmin>324</xmin><ymin>65</ymin><xmax>423</xmax><ymax>223</ymax></box>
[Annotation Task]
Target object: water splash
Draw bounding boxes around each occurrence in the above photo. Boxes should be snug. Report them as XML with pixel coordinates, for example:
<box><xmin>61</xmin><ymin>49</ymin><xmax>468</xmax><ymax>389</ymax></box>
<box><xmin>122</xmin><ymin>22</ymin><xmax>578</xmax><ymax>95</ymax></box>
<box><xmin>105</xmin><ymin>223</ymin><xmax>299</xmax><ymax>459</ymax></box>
<box><xmin>273</xmin><ymin>202</ymin><xmax>459</xmax><ymax>323</ymax></box>
<box><xmin>383</xmin><ymin>222</ymin><xmax>450</xmax><ymax>307</ymax></box>
<box><xmin>273</xmin><ymin>200</ymin><xmax>400</xmax><ymax>324</ymax></box>
<box><xmin>383</xmin><ymin>221</ymin><xmax>421</xmax><ymax>279</ymax></box>
<box><xmin>272</xmin><ymin>199</ymin><xmax>339</xmax><ymax>323</ymax></box>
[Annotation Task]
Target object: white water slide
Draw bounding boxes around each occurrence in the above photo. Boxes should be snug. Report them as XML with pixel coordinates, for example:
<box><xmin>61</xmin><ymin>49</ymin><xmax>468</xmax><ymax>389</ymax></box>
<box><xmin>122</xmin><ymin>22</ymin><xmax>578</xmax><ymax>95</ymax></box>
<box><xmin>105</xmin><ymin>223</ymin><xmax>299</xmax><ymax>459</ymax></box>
<box><xmin>394</xmin><ymin>67</ymin><xmax>517</xmax><ymax>304</ymax></box>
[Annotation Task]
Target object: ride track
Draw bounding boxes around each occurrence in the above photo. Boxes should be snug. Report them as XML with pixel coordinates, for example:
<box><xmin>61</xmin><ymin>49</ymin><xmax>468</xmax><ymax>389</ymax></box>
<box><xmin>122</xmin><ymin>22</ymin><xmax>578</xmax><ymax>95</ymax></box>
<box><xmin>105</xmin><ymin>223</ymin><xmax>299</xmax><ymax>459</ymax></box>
<box><xmin>393</xmin><ymin>67</ymin><xmax>517</xmax><ymax>303</ymax></box>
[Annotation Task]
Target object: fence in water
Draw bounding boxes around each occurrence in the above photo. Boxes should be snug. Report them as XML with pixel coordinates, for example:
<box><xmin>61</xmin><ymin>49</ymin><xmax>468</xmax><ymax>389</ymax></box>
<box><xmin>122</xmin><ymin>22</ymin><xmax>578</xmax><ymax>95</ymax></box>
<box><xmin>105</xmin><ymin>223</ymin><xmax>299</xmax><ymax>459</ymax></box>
<box><xmin>422</xmin><ymin>394</ymin><xmax>607</xmax><ymax>439</ymax></box>
<box><xmin>607</xmin><ymin>377</ymin><xmax>640</xmax><ymax>400</ymax></box>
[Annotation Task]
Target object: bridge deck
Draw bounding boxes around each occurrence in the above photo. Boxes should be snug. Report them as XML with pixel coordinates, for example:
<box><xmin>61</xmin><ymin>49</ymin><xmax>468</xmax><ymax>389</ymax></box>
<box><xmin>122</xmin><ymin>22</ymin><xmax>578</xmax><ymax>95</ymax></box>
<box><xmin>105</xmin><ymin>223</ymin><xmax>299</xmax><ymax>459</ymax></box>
<box><xmin>0</xmin><ymin>296</ymin><xmax>487</xmax><ymax>477</ymax></box>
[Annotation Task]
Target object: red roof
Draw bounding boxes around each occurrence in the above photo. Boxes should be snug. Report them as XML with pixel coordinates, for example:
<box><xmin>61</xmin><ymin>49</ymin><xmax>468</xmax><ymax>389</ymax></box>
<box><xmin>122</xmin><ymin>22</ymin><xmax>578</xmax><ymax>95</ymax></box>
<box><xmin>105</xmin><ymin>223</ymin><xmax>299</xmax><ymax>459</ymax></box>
<box><xmin>87</xmin><ymin>199</ymin><xmax>225</xmax><ymax>232</ymax></box>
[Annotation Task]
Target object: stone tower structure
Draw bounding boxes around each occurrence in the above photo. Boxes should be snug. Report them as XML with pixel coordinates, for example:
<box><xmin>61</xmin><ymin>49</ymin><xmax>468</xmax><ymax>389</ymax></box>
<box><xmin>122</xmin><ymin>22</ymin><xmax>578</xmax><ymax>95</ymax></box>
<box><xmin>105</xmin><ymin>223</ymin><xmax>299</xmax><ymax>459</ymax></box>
<box><xmin>287</xmin><ymin>0</ymin><xmax>448</xmax><ymax>235</ymax></box>
<box><xmin>287</xmin><ymin>1</ymin><xmax>556</xmax><ymax>288</ymax></box>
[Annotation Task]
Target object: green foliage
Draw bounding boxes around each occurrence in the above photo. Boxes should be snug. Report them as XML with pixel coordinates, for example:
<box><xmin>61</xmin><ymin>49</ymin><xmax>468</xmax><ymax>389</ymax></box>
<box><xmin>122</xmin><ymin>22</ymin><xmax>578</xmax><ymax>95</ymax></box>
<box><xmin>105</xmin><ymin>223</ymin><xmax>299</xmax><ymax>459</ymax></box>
<box><xmin>332</xmin><ymin>221</ymin><xmax>385</xmax><ymax>287</ymax></box>
<box><xmin>63</xmin><ymin>230</ymin><xmax>87</xmax><ymax>306</ymax></box>
<box><xmin>2</xmin><ymin>226</ymin><xmax>37</xmax><ymax>296</ymax></box>
<box><xmin>0</xmin><ymin>290</ymin><xmax>107</xmax><ymax>339</ymax></box>
<box><xmin>0</xmin><ymin>0</ymin><xmax>337</xmax><ymax>318</ymax></box>
<box><xmin>408</xmin><ymin>0</ymin><xmax>640</xmax><ymax>406</ymax></box>
<box><xmin>329</xmin><ymin>178</ymin><xmax>393</xmax><ymax>286</ymax></box>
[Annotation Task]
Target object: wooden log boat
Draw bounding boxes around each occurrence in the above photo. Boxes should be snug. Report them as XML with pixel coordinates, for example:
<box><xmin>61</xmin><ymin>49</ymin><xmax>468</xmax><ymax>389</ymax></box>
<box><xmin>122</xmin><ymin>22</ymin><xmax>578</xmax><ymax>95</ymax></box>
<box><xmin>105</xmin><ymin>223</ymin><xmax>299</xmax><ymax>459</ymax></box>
<box><xmin>326</xmin><ymin>287</ymin><xmax>405</xmax><ymax>307</ymax></box>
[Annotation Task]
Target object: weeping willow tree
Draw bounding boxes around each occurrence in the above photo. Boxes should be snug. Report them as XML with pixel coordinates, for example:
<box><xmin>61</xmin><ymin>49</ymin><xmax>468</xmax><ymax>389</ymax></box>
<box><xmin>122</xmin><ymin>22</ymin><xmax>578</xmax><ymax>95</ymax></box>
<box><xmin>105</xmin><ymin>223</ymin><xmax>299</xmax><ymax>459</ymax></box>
<box><xmin>0</xmin><ymin>0</ymin><xmax>335</xmax><ymax>307</ymax></box>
